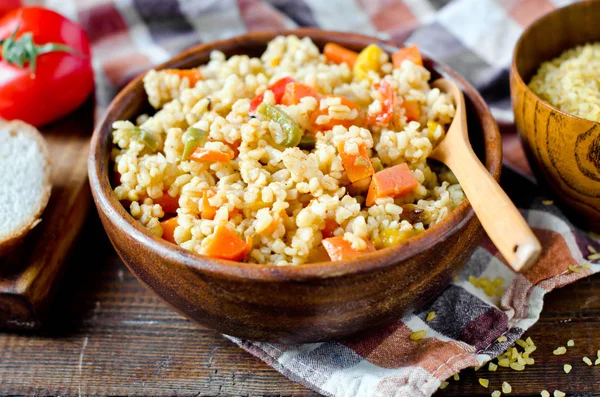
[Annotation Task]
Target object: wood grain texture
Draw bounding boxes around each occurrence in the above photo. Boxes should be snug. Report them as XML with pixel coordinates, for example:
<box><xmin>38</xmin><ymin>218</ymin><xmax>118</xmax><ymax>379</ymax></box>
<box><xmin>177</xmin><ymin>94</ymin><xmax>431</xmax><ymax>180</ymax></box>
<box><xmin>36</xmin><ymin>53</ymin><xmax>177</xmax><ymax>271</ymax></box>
<box><xmin>0</xmin><ymin>99</ymin><xmax>93</xmax><ymax>329</ymax></box>
<box><xmin>0</xmin><ymin>212</ymin><xmax>598</xmax><ymax>396</ymax></box>
<box><xmin>88</xmin><ymin>29</ymin><xmax>502</xmax><ymax>343</ymax></box>
<box><xmin>511</xmin><ymin>0</ymin><xmax>600</xmax><ymax>231</ymax></box>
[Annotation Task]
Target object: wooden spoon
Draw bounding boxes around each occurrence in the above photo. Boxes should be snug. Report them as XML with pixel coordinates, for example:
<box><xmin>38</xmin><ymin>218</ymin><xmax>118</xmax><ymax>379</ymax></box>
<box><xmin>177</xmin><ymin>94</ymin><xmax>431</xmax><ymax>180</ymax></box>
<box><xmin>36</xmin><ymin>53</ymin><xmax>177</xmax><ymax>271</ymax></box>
<box><xmin>430</xmin><ymin>78</ymin><xmax>541</xmax><ymax>272</ymax></box>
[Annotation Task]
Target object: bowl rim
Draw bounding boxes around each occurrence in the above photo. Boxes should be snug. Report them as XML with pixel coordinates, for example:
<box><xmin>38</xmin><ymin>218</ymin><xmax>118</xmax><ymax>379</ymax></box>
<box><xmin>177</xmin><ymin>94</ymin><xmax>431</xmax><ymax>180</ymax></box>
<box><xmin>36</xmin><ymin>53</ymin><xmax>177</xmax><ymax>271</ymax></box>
<box><xmin>89</xmin><ymin>28</ymin><xmax>501</xmax><ymax>281</ymax></box>
<box><xmin>511</xmin><ymin>1</ymin><xmax>600</xmax><ymax>127</ymax></box>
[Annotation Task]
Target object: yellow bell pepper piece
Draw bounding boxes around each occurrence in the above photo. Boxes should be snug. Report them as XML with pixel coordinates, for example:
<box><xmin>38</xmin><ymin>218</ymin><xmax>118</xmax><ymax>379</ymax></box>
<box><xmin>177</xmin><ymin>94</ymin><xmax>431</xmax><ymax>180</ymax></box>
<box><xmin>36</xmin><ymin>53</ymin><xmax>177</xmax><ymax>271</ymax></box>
<box><xmin>353</xmin><ymin>44</ymin><xmax>385</xmax><ymax>81</ymax></box>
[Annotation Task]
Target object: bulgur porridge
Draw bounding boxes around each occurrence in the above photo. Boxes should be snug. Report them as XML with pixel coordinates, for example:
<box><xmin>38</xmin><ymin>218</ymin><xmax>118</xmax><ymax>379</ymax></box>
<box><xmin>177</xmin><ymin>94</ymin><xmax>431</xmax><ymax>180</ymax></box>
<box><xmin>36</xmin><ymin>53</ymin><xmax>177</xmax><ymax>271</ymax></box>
<box><xmin>111</xmin><ymin>35</ymin><xmax>464</xmax><ymax>265</ymax></box>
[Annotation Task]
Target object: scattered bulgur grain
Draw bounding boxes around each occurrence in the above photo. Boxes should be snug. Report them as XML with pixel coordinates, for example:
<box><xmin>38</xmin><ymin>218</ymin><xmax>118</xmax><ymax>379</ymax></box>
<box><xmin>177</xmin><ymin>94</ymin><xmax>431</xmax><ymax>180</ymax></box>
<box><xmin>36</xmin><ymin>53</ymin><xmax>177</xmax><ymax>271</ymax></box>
<box><xmin>479</xmin><ymin>378</ymin><xmax>489</xmax><ymax>388</ymax></box>
<box><xmin>542</xmin><ymin>200</ymin><xmax>554</xmax><ymax>205</ymax></box>
<box><xmin>497</xmin><ymin>336</ymin><xmax>508</xmax><ymax>343</ymax></box>
<box><xmin>582</xmin><ymin>263</ymin><xmax>591</xmax><ymax>269</ymax></box>
<box><xmin>554</xmin><ymin>391</ymin><xmax>566</xmax><ymax>397</ymax></box>
<box><xmin>491</xmin><ymin>391</ymin><xmax>501</xmax><ymax>397</ymax></box>
<box><xmin>502</xmin><ymin>381</ymin><xmax>512</xmax><ymax>394</ymax></box>
<box><xmin>595</xmin><ymin>357</ymin><xmax>600</xmax><ymax>366</ymax></box>
<box><xmin>517</xmin><ymin>339</ymin><xmax>528</xmax><ymax>349</ymax></box>
<box><xmin>567</xmin><ymin>339</ymin><xmax>575</xmax><ymax>347</ymax></box>
<box><xmin>498</xmin><ymin>358</ymin><xmax>510</xmax><ymax>367</ymax></box>
<box><xmin>563</xmin><ymin>364</ymin><xmax>572</xmax><ymax>374</ymax></box>
<box><xmin>409</xmin><ymin>330</ymin><xmax>426</xmax><ymax>341</ymax></box>
<box><xmin>540</xmin><ymin>391</ymin><xmax>550</xmax><ymax>397</ymax></box>
<box><xmin>568</xmin><ymin>264</ymin><xmax>582</xmax><ymax>273</ymax></box>
<box><xmin>439</xmin><ymin>381</ymin><xmax>449</xmax><ymax>390</ymax></box>
<box><xmin>526</xmin><ymin>337</ymin><xmax>535</xmax><ymax>346</ymax></box>
<box><xmin>553</xmin><ymin>347</ymin><xmax>567</xmax><ymax>355</ymax></box>
<box><xmin>588</xmin><ymin>245</ymin><xmax>597</xmax><ymax>254</ymax></box>
<box><xmin>510</xmin><ymin>362</ymin><xmax>525</xmax><ymax>371</ymax></box>
<box><xmin>525</xmin><ymin>357</ymin><xmax>535</xmax><ymax>365</ymax></box>
<box><xmin>489</xmin><ymin>362</ymin><xmax>498</xmax><ymax>372</ymax></box>
<box><xmin>453</xmin><ymin>373</ymin><xmax>460</xmax><ymax>381</ymax></box>
<box><xmin>588</xmin><ymin>253</ymin><xmax>600</xmax><ymax>261</ymax></box>
<box><xmin>426</xmin><ymin>311</ymin><xmax>436</xmax><ymax>322</ymax></box>
<box><xmin>583</xmin><ymin>356</ymin><xmax>592</xmax><ymax>366</ymax></box>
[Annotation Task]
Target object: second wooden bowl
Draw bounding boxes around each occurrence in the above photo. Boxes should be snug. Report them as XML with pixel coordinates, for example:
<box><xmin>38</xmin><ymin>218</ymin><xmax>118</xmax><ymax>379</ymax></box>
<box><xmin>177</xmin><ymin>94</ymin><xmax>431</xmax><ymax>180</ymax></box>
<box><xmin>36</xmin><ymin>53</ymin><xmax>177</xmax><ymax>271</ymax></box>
<box><xmin>511</xmin><ymin>1</ymin><xmax>600</xmax><ymax>230</ymax></box>
<box><xmin>89</xmin><ymin>29</ymin><xmax>501</xmax><ymax>343</ymax></box>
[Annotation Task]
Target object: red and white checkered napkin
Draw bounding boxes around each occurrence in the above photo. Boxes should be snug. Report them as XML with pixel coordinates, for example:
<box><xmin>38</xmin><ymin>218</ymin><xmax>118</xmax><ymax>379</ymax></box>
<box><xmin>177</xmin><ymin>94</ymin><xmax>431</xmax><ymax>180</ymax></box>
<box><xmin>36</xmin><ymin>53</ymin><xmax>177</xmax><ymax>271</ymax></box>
<box><xmin>51</xmin><ymin>0</ymin><xmax>596</xmax><ymax>395</ymax></box>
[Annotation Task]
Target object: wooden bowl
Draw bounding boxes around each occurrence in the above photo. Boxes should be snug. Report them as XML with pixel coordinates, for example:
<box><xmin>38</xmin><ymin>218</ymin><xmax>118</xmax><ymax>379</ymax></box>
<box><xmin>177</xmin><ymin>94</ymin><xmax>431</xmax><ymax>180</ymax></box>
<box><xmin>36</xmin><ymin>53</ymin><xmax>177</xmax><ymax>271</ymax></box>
<box><xmin>89</xmin><ymin>29</ymin><xmax>501</xmax><ymax>343</ymax></box>
<box><xmin>511</xmin><ymin>1</ymin><xmax>600</xmax><ymax>230</ymax></box>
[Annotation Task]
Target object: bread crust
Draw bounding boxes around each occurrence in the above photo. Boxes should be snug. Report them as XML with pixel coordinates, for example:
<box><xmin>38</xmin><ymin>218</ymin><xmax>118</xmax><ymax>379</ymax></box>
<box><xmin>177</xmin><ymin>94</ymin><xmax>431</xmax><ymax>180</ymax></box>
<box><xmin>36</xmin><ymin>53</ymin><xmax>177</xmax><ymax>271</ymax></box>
<box><xmin>0</xmin><ymin>118</ymin><xmax>52</xmax><ymax>256</ymax></box>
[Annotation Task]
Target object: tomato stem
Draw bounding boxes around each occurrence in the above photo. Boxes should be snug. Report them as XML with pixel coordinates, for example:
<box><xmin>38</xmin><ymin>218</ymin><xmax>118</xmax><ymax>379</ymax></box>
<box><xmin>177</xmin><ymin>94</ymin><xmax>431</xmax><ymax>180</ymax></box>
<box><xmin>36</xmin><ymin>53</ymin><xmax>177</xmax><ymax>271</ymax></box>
<box><xmin>0</xmin><ymin>19</ymin><xmax>78</xmax><ymax>75</ymax></box>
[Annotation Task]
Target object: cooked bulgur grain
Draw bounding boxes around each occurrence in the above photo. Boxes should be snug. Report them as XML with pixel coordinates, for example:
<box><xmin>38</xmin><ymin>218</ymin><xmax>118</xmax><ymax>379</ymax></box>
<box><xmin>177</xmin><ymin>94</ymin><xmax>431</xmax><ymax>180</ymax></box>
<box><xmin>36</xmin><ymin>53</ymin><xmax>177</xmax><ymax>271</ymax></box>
<box><xmin>529</xmin><ymin>43</ymin><xmax>600</xmax><ymax>122</ymax></box>
<box><xmin>111</xmin><ymin>36</ymin><xmax>460</xmax><ymax>265</ymax></box>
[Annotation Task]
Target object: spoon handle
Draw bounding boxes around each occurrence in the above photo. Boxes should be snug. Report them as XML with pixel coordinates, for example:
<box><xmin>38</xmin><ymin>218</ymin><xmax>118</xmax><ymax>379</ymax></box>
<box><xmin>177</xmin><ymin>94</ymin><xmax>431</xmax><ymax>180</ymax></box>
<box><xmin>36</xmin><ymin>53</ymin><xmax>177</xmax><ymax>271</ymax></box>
<box><xmin>431</xmin><ymin>79</ymin><xmax>541</xmax><ymax>272</ymax></box>
<box><xmin>440</xmin><ymin>140</ymin><xmax>540</xmax><ymax>271</ymax></box>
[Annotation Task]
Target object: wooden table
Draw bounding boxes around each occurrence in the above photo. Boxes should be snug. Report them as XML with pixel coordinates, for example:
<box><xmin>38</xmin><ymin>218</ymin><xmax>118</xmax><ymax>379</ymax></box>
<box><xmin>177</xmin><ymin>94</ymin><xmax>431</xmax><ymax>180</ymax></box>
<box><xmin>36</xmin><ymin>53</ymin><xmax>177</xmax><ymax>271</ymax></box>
<box><xmin>0</xmin><ymin>212</ymin><xmax>598</xmax><ymax>396</ymax></box>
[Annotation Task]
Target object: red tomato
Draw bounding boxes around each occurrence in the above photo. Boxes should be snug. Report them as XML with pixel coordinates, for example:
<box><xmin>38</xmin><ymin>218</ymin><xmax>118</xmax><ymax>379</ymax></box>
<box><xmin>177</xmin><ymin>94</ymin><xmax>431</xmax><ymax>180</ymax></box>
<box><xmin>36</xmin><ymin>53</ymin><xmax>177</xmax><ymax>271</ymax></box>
<box><xmin>0</xmin><ymin>7</ymin><xmax>94</xmax><ymax>126</ymax></box>
<box><xmin>0</xmin><ymin>0</ymin><xmax>21</xmax><ymax>18</ymax></box>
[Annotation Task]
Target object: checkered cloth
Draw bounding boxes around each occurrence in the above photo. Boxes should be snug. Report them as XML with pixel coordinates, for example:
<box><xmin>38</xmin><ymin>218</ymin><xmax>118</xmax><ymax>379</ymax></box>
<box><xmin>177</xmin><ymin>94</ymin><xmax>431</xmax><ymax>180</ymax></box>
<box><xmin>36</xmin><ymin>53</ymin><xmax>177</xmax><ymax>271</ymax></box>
<box><xmin>32</xmin><ymin>0</ymin><xmax>599</xmax><ymax>395</ymax></box>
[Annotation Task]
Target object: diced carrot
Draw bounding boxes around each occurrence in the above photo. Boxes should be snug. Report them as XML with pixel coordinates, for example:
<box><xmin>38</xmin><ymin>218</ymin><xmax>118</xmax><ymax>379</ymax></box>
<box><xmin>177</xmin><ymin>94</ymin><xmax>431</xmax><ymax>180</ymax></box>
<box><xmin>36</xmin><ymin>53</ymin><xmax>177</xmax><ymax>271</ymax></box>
<box><xmin>229</xmin><ymin>208</ymin><xmax>240</xmax><ymax>219</ymax></box>
<box><xmin>201</xmin><ymin>190</ymin><xmax>218</xmax><ymax>220</ymax></box>
<box><xmin>154</xmin><ymin>192</ymin><xmax>179</xmax><ymax>214</ymax></box>
<box><xmin>310</xmin><ymin>96</ymin><xmax>359</xmax><ymax>131</ymax></box>
<box><xmin>201</xmin><ymin>190</ymin><xmax>238</xmax><ymax>220</ymax></box>
<box><xmin>164</xmin><ymin>69</ymin><xmax>203</xmax><ymax>85</ymax></box>
<box><xmin>401</xmin><ymin>100</ymin><xmax>421</xmax><ymax>122</ymax></box>
<box><xmin>322</xmin><ymin>236</ymin><xmax>375</xmax><ymax>261</ymax></box>
<box><xmin>324</xmin><ymin>43</ymin><xmax>359</xmax><ymax>68</ymax></box>
<box><xmin>337</xmin><ymin>141</ymin><xmax>374</xmax><ymax>183</ymax></box>
<box><xmin>204</xmin><ymin>225</ymin><xmax>251</xmax><ymax>261</ymax></box>
<box><xmin>367</xmin><ymin>79</ymin><xmax>396</xmax><ymax>126</ymax></box>
<box><xmin>190</xmin><ymin>147</ymin><xmax>233</xmax><ymax>163</ymax></box>
<box><xmin>321</xmin><ymin>219</ymin><xmax>339</xmax><ymax>239</ymax></box>
<box><xmin>366</xmin><ymin>163</ymin><xmax>418</xmax><ymax>206</ymax></box>
<box><xmin>229</xmin><ymin>139</ymin><xmax>241</xmax><ymax>157</ymax></box>
<box><xmin>161</xmin><ymin>216</ymin><xmax>179</xmax><ymax>244</ymax></box>
<box><xmin>280</xmin><ymin>82</ymin><xmax>319</xmax><ymax>106</ymax></box>
<box><xmin>249</xmin><ymin>76</ymin><xmax>295</xmax><ymax>113</ymax></box>
<box><xmin>392</xmin><ymin>45</ymin><xmax>423</xmax><ymax>68</ymax></box>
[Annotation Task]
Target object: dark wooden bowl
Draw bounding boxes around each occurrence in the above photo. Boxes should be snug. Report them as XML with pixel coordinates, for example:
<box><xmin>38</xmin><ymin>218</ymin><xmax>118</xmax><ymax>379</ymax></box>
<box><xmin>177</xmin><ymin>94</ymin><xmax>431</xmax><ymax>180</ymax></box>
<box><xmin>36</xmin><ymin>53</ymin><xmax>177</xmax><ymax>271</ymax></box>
<box><xmin>511</xmin><ymin>1</ymin><xmax>600</xmax><ymax>231</ymax></box>
<box><xmin>88</xmin><ymin>29</ymin><xmax>501</xmax><ymax>343</ymax></box>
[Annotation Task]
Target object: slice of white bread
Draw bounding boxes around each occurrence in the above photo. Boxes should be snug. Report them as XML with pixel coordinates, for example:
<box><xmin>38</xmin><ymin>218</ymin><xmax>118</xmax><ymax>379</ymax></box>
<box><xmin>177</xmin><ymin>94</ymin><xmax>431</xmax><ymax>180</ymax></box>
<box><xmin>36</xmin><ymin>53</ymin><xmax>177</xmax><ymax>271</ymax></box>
<box><xmin>0</xmin><ymin>118</ymin><xmax>52</xmax><ymax>256</ymax></box>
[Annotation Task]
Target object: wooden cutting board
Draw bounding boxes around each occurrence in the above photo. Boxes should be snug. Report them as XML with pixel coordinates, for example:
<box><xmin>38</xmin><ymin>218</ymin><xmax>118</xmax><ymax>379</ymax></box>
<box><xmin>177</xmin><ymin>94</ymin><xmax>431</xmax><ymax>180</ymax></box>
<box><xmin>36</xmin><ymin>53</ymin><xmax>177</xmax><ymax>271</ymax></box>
<box><xmin>0</xmin><ymin>99</ymin><xmax>93</xmax><ymax>329</ymax></box>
